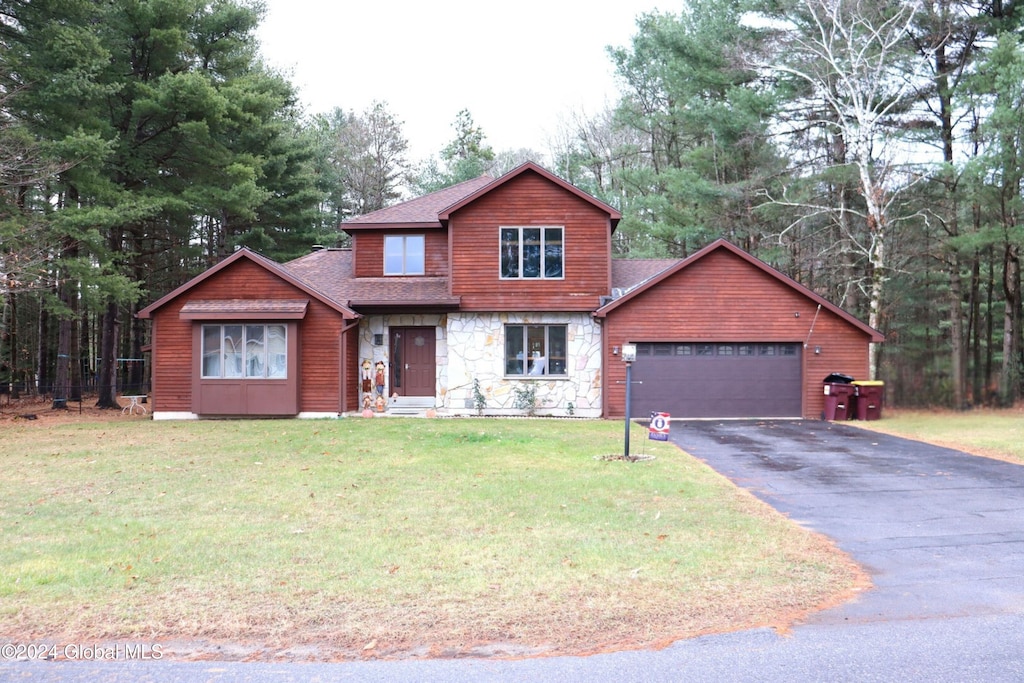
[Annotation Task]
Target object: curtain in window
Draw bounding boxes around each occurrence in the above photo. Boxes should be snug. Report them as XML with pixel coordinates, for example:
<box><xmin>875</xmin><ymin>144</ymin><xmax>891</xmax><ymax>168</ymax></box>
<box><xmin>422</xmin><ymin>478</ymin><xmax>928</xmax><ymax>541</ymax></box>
<box><xmin>224</xmin><ymin>326</ymin><xmax>243</xmax><ymax>377</ymax></box>
<box><xmin>202</xmin><ymin>326</ymin><xmax>222</xmax><ymax>377</ymax></box>
<box><xmin>201</xmin><ymin>324</ymin><xmax>286</xmax><ymax>379</ymax></box>
<box><xmin>268</xmin><ymin>325</ymin><xmax>287</xmax><ymax>378</ymax></box>
<box><xmin>246</xmin><ymin>325</ymin><xmax>265</xmax><ymax>377</ymax></box>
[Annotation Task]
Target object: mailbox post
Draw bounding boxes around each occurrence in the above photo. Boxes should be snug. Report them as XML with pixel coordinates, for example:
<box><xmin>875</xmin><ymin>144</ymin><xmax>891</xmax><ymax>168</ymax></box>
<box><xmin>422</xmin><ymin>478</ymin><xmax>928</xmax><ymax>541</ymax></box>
<box><xmin>622</xmin><ymin>344</ymin><xmax>636</xmax><ymax>459</ymax></box>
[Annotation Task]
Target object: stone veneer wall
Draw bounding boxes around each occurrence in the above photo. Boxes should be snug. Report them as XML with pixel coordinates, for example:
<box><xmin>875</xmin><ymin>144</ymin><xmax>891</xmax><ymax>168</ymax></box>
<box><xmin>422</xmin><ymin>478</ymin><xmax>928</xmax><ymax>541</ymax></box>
<box><xmin>357</xmin><ymin>314</ymin><xmax>447</xmax><ymax>407</ymax></box>
<box><xmin>356</xmin><ymin>312</ymin><xmax>602</xmax><ymax>417</ymax></box>
<box><xmin>445</xmin><ymin>312</ymin><xmax>602</xmax><ymax>417</ymax></box>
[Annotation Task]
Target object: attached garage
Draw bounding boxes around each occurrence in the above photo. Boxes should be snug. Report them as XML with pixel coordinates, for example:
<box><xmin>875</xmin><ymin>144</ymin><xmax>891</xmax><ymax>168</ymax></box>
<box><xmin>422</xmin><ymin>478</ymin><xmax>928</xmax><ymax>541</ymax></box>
<box><xmin>598</xmin><ymin>240</ymin><xmax>884</xmax><ymax>420</ymax></box>
<box><xmin>631</xmin><ymin>342</ymin><xmax>803</xmax><ymax>419</ymax></box>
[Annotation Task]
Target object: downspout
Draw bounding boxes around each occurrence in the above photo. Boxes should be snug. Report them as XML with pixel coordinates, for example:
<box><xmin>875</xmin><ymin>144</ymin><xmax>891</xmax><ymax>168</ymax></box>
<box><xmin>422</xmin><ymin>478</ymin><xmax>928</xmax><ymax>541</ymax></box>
<box><xmin>803</xmin><ymin>304</ymin><xmax>822</xmax><ymax>420</ymax></box>
<box><xmin>593</xmin><ymin>312</ymin><xmax>607</xmax><ymax>418</ymax></box>
<box><xmin>340</xmin><ymin>317</ymin><xmax>361</xmax><ymax>415</ymax></box>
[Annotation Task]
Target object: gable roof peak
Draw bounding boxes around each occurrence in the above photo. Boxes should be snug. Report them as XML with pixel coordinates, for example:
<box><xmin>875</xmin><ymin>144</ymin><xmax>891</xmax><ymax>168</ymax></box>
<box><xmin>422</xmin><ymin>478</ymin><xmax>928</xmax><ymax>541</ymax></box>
<box><xmin>137</xmin><ymin>247</ymin><xmax>357</xmax><ymax>320</ymax></box>
<box><xmin>597</xmin><ymin>238</ymin><xmax>883</xmax><ymax>342</ymax></box>
<box><xmin>438</xmin><ymin>160</ymin><xmax>621</xmax><ymax>225</ymax></box>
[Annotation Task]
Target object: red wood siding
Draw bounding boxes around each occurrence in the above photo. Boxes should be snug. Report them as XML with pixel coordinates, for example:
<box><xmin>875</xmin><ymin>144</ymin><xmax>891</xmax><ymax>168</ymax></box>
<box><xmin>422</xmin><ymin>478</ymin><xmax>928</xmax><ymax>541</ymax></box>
<box><xmin>353</xmin><ymin>233</ymin><xmax>382</xmax><ymax>278</ymax></box>
<box><xmin>149</xmin><ymin>259</ymin><xmax>345</xmax><ymax>414</ymax></box>
<box><xmin>450</xmin><ymin>173</ymin><xmax>612</xmax><ymax>311</ymax></box>
<box><xmin>602</xmin><ymin>250</ymin><xmax>873</xmax><ymax>419</ymax></box>
<box><xmin>353</xmin><ymin>230</ymin><xmax>448</xmax><ymax>278</ymax></box>
<box><xmin>343</xmin><ymin>323</ymin><xmax>360</xmax><ymax>412</ymax></box>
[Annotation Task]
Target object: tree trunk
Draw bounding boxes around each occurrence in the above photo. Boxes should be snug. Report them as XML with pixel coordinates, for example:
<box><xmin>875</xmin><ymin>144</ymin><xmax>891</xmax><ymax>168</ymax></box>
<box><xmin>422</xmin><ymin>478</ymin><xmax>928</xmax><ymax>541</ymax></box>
<box><xmin>129</xmin><ymin>305</ymin><xmax>145</xmax><ymax>394</ymax></box>
<box><xmin>934</xmin><ymin>36</ymin><xmax>967</xmax><ymax>408</ymax></box>
<box><xmin>1</xmin><ymin>295</ymin><xmax>10</xmax><ymax>397</ymax></box>
<box><xmin>78</xmin><ymin>308</ymin><xmax>90</xmax><ymax>396</ymax></box>
<box><xmin>95</xmin><ymin>301</ymin><xmax>119</xmax><ymax>408</ymax></box>
<box><xmin>948</xmin><ymin>253</ymin><xmax>967</xmax><ymax>409</ymax></box>
<box><xmin>53</xmin><ymin>308</ymin><xmax>70</xmax><ymax>410</ymax></box>
<box><xmin>986</xmin><ymin>246</ymin><xmax>995</xmax><ymax>403</ymax></box>
<box><xmin>37</xmin><ymin>302</ymin><xmax>50</xmax><ymax>397</ymax></box>
<box><xmin>53</xmin><ymin>244</ymin><xmax>77</xmax><ymax>409</ymax></box>
<box><xmin>1000</xmin><ymin>243</ymin><xmax>1021</xmax><ymax>405</ymax></box>
<box><xmin>70</xmin><ymin>285</ymin><xmax>82</xmax><ymax>401</ymax></box>
<box><xmin>968</xmin><ymin>253</ymin><xmax>982</xmax><ymax>405</ymax></box>
<box><xmin>863</xmin><ymin>201</ymin><xmax>885</xmax><ymax>381</ymax></box>
<box><xmin>9</xmin><ymin>292</ymin><xmax>19</xmax><ymax>399</ymax></box>
<box><xmin>52</xmin><ymin>258</ymin><xmax>79</xmax><ymax>408</ymax></box>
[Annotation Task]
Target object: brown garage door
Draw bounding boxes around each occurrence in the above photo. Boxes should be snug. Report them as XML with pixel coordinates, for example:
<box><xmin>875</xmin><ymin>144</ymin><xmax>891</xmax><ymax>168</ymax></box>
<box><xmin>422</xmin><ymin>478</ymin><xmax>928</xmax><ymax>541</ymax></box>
<box><xmin>630</xmin><ymin>343</ymin><xmax>802</xmax><ymax>419</ymax></box>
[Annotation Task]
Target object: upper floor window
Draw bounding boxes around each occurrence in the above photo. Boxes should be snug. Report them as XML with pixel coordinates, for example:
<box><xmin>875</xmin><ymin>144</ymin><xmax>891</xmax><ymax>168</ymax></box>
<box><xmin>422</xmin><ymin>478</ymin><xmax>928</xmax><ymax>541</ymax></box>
<box><xmin>500</xmin><ymin>227</ymin><xmax>563</xmax><ymax>279</ymax></box>
<box><xmin>384</xmin><ymin>234</ymin><xmax>425</xmax><ymax>275</ymax></box>
<box><xmin>202</xmin><ymin>324</ymin><xmax>287</xmax><ymax>379</ymax></box>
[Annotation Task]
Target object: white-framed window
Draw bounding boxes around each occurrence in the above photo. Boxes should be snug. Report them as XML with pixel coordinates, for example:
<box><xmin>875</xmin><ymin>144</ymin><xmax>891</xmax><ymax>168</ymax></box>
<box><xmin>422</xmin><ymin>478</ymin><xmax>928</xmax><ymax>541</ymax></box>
<box><xmin>499</xmin><ymin>227</ymin><xmax>563</xmax><ymax>279</ymax></box>
<box><xmin>384</xmin><ymin>234</ymin><xmax>425</xmax><ymax>275</ymax></box>
<box><xmin>504</xmin><ymin>324</ymin><xmax>567</xmax><ymax>376</ymax></box>
<box><xmin>202</xmin><ymin>324</ymin><xmax>287</xmax><ymax>379</ymax></box>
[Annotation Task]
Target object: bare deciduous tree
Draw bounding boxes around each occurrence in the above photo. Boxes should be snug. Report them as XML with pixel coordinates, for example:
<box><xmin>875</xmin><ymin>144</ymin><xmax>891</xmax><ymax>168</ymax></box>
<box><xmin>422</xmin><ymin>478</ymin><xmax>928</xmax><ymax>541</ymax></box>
<box><xmin>755</xmin><ymin>0</ymin><xmax>934</xmax><ymax>378</ymax></box>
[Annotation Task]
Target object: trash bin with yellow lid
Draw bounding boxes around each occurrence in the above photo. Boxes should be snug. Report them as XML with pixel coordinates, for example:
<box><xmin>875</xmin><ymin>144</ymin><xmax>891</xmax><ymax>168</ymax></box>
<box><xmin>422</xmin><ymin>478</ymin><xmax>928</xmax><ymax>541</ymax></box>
<box><xmin>852</xmin><ymin>380</ymin><xmax>884</xmax><ymax>420</ymax></box>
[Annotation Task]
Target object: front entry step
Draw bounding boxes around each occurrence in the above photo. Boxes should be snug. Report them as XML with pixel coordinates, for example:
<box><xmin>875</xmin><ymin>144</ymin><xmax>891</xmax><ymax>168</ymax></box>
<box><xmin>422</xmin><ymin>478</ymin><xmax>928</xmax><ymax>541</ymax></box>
<box><xmin>387</xmin><ymin>395</ymin><xmax>435</xmax><ymax>415</ymax></box>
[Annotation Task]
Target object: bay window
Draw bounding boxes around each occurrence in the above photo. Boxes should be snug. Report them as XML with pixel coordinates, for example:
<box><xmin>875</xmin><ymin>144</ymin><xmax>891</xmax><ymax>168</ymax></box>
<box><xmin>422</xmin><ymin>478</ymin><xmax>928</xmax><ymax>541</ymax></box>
<box><xmin>202</xmin><ymin>324</ymin><xmax>287</xmax><ymax>379</ymax></box>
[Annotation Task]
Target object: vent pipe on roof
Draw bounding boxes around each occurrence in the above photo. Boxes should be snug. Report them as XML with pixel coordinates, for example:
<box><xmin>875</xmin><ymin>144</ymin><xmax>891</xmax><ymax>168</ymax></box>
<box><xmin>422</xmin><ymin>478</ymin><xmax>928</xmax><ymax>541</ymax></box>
<box><xmin>311</xmin><ymin>244</ymin><xmax>325</xmax><ymax>252</ymax></box>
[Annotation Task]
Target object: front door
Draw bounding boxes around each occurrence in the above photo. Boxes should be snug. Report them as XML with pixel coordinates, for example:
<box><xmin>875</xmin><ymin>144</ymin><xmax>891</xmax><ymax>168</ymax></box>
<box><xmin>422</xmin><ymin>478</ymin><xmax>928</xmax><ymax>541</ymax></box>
<box><xmin>390</xmin><ymin>327</ymin><xmax>436</xmax><ymax>397</ymax></box>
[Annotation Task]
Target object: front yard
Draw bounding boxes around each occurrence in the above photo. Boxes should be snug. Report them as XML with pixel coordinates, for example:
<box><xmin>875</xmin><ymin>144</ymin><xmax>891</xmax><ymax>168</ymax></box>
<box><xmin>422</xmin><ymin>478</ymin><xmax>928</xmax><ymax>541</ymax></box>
<box><xmin>0</xmin><ymin>413</ymin><xmax>860</xmax><ymax>660</ymax></box>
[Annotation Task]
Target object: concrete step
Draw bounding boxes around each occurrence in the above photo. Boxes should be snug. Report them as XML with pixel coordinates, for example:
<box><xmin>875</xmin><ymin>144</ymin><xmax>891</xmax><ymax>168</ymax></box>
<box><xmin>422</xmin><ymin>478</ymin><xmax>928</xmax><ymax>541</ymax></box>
<box><xmin>387</xmin><ymin>395</ymin><xmax>435</xmax><ymax>415</ymax></box>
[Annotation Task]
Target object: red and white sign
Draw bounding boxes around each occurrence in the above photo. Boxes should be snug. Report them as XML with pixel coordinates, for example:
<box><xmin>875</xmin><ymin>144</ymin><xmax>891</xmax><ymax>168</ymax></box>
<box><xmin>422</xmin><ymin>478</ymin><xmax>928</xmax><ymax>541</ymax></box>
<box><xmin>648</xmin><ymin>412</ymin><xmax>670</xmax><ymax>441</ymax></box>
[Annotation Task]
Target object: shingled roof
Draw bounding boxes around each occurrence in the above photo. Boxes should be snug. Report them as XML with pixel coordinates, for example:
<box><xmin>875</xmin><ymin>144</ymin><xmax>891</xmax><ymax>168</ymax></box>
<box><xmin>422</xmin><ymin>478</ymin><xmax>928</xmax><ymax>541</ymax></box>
<box><xmin>340</xmin><ymin>175</ymin><xmax>494</xmax><ymax>230</ymax></box>
<box><xmin>611</xmin><ymin>259</ymin><xmax>679</xmax><ymax>293</ymax></box>
<box><xmin>284</xmin><ymin>248</ymin><xmax>459</xmax><ymax>310</ymax></box>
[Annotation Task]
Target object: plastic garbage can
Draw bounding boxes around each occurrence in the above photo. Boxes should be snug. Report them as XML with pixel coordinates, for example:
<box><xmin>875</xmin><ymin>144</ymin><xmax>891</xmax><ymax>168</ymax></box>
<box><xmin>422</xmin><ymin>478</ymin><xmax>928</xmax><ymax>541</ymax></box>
<box><xmin>852</xmin><ymin>380</ymin><xmax>884</xmax><ymax>420</ymax></box>
<box><xmin>823</xmin><ymin>373</ymin><xmax>856</xmax><ymax>421</ymax></box>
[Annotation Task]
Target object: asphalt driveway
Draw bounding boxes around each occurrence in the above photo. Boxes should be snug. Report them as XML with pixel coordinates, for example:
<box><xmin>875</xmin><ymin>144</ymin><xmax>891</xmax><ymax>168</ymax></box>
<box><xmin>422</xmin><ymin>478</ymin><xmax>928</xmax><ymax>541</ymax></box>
<box><xmin>671</xmin><ymin>420</ymin><xmax>1024</xmax><ymax>626</ymax></box>
<box><xmin>7</xmin><ymin>420</ymin><xmax>1024</xmax><ymax>682</ymax></box>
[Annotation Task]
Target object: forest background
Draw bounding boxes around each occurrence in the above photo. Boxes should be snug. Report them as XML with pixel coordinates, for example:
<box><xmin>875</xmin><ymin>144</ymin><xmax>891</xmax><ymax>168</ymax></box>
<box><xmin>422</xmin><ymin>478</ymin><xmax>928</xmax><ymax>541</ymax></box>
<box><xmin>1</xmin><ymin>0</ymin><xmax>1023</xmax><ymax>411</ymax></box>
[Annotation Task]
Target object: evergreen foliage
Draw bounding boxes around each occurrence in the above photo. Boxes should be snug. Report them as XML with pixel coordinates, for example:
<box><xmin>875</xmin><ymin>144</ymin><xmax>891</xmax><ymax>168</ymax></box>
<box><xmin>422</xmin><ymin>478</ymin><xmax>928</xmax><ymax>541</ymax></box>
<box><xmin>3</xmin><ymin>0</ymin><xmax>1024</xmax><ymax>408</ymax></box>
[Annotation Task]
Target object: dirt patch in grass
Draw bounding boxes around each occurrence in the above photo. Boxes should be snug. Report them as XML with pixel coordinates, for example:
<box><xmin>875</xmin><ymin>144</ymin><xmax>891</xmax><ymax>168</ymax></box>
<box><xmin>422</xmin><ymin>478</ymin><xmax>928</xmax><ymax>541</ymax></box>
<box><xmin>0</xmin><ymin>394</ymin><xmax>150</xmax><ymax>426</ymax></box>
<box><xmin>5</xmin><ymin>563</ymin><xmax>868</xmax><ymax>663</ymax></box>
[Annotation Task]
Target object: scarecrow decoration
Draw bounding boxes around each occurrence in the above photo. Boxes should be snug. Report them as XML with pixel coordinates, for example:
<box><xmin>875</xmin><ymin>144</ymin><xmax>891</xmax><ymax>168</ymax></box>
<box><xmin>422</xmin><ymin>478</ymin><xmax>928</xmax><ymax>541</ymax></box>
<box><xmin>374</xmin><ymin>360</ymin><xmax>386</xmax><ymax>398</ymax></box>
<box><xmin>361</xmin><ymin>359</ymin><xmax>375</xmax><ymax>416</ymax></box>
<box><xmin>361</xmin><ymin>359</ymin><xmax>373</xmax><ymax>394</ymax></box>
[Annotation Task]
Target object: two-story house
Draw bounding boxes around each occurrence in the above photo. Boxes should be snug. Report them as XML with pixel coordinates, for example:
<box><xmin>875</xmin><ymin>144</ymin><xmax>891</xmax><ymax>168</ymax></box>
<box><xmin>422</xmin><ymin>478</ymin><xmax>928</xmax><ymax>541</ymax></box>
<box><xmin>138</xmin><ymin>162</ymin><xmax>882</xmax><ymax>420</ymax></box>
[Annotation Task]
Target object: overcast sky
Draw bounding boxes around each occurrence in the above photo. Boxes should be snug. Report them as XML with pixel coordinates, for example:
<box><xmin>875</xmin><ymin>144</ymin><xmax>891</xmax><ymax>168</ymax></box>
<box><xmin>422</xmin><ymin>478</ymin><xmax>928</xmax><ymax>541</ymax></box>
<box><xmin>256</xmin><ymin>0</ymin><xmax>666</xmax><ymax>164</ymax></box>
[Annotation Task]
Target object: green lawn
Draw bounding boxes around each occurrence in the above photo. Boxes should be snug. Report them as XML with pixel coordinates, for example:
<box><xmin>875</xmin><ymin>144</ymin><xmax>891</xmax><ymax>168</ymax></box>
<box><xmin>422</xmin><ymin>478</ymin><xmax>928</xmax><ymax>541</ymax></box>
<box><xmin>1</xmin><ymin>417</ymin><xmax>858</xmax><ymax>658</ymax></box>
<box><xmin>854</xmin><ymin>407</ymin><xmax>1024</xmax><ymax>465</ymax></box>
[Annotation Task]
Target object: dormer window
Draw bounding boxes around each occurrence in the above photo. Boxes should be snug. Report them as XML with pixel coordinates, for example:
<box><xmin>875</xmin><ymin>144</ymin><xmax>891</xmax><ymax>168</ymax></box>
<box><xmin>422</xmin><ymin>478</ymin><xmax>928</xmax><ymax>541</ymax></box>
<box><xmin>384</xmin><ymin>234</ymin><xmax>425</xmax><ymax>275</ymax></box>
<box><xmin>500</xmin><ymin>227</ymin><xmax>563</xmax><ymax>279</ymax></box>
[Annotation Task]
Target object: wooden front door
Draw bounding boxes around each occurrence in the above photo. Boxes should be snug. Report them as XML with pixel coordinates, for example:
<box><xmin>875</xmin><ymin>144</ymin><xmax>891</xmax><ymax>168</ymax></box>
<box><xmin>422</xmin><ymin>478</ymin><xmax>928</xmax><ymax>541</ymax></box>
<box><xmin>390</xmin><ymin>327</ymin><xmax>436</xmax><ymax>397</ymax></box>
